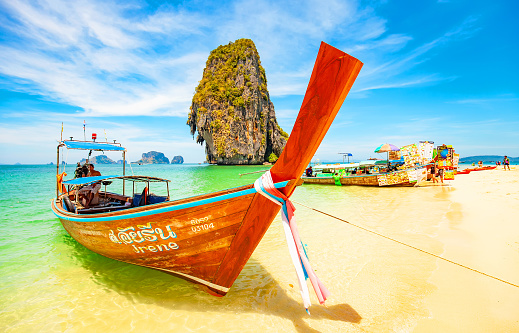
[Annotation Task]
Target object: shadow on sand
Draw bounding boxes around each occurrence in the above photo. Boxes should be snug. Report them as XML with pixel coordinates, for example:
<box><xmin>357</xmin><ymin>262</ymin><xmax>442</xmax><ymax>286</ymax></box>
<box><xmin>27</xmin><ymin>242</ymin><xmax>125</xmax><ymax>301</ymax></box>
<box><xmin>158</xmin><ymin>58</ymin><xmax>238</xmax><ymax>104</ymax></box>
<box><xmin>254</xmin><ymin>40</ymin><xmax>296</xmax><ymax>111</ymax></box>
<box><xmin>60</xmin><ymin>233</ymin><xmax>361</xmax><ymax>332</ymax></box>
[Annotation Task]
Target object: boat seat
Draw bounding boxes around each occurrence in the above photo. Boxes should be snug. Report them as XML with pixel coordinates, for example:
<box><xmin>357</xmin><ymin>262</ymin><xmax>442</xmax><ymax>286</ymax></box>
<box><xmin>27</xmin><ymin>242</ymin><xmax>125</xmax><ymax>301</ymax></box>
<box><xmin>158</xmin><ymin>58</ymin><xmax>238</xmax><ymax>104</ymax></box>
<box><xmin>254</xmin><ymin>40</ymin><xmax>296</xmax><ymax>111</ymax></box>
<box><xmin>148</xmin><ymin>195</ymin><xmax>168</xmax><ymax>204</ymax></box>
<box><xmin>133</xmin><ymin>187</ymin><xmax>148</xmax><ymax>207</ymax></box>
<box><xmin>133</xmin><ymin>192</ymin><xmax>167</xmax><ymax>206</ymax></box>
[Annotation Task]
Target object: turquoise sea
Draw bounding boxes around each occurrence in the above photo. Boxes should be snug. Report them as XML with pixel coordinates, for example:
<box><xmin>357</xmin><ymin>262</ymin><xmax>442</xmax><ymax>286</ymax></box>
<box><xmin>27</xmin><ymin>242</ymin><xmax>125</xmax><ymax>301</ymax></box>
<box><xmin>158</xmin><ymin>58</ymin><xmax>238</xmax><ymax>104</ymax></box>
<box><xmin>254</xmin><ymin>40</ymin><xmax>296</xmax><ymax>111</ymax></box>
<box><xmin>0</xmin><ymin>164</ymin><xmax>272</xmax><ymax>331</ymax></box>
<box><xmin>2</xmin><ymin>163</ymin><xmax>517</xmax><ymax>332</ymax></box>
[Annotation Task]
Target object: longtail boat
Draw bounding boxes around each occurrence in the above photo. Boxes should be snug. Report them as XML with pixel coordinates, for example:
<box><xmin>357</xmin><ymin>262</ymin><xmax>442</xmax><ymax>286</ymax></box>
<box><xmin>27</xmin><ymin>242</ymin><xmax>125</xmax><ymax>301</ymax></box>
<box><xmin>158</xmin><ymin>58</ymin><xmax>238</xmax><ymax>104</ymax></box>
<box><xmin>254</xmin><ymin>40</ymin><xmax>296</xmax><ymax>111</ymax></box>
<box><xmin>51</xmin><ymin>42</ymin><xmax>363</xmax><ymax>299</ymax></box>
<box><xmin>460</xmin><ymin>166</ymin><xmax>497</xmax><ymax>173</ymax></box>
<box><xmin>302</xmin><ymin>162</ymin><xmax>428</xmax><ymax>186</ymax></box>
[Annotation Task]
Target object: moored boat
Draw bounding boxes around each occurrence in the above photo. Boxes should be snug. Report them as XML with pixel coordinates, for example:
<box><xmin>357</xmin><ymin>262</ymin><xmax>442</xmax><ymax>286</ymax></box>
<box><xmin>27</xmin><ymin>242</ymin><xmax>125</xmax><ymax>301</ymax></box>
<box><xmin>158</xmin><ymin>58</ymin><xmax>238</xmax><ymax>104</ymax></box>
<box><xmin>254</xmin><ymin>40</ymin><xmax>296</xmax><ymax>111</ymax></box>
<box><xmin>51</xmin><ymin>42</ymin><xmax>363</xmax><ymax>300</ymax></box>
<box><xmin>302</xmin><ymin>161</ymin><xmax>428</xmax><ymax>187</ymax></box>
<box><xmin>462</xmin><ymin>166</ymin><xmax>497</xmax><ymax>172</ymax></box>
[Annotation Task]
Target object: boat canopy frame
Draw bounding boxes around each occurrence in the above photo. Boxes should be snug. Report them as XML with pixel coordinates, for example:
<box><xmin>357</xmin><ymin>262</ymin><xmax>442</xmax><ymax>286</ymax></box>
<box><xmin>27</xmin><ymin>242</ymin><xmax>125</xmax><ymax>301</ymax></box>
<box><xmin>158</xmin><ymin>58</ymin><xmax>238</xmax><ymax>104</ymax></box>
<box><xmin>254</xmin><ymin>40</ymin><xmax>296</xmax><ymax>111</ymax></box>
<box><xmin>56</xmin><ymin>139</ymin><xmax>128</xmax><ymax>198</ymax></box>
<box><xmin>59</xmin><ymin>140</ymin><xmax>126</xmax><ymax>151</ymax></box>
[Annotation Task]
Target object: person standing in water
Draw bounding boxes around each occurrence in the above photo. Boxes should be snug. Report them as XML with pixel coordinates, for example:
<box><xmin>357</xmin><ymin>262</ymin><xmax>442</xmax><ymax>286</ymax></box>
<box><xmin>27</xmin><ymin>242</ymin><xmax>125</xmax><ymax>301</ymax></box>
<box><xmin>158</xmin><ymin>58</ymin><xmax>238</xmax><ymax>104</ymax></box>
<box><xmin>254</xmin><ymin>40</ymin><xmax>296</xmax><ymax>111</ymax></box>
<box><xmin>332</xmin><ymin>172</ymin><xmax>342</xmax><ymax>186</ymax></box>
<box><xmin>503</xmin><ymin>156</ymin><xmax>510</xmax><ymax>171</ymax></box>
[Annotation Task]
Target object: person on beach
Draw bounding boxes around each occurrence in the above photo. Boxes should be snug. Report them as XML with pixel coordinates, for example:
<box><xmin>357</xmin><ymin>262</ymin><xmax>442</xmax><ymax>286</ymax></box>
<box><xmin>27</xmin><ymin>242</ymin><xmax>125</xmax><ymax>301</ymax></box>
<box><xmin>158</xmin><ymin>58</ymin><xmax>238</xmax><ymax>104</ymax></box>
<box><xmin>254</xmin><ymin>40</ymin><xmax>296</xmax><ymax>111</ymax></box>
<box><xmin>74</xmin><ymin>162</ymin><xmax>89</xmax><ymax>178</ymax></box>
<box><xmin>87</xmin><ymin>164</ymin><xmax>101</xmax><ymax>177</ymax></box>
<box><xmin>503</xmin><ymin>156</ymin><xmax>510</xmax><ymax>170</ymax></box>
<box><xmin>438</xmin><ymin>167</ymin><xmax>444</xmax><ymax>183</ymax></box>
<box><xmin>332</xmin><ymin>172</ymin><xmax>342</xmax><ymax>186</ymax></box>
<box><xmin>306</xmin><ymin>166</ymin><xmax>313</xmax><ymax>177</ymax></box>
<box><xmin>430</xmin><ymin>164</ymin><xmax>439</xmax><ymax>183</ymax></box>
<box><xmin>74</xmin><ymin>162</ymin><xmax>82</xmax><ymax>178</ymax></box>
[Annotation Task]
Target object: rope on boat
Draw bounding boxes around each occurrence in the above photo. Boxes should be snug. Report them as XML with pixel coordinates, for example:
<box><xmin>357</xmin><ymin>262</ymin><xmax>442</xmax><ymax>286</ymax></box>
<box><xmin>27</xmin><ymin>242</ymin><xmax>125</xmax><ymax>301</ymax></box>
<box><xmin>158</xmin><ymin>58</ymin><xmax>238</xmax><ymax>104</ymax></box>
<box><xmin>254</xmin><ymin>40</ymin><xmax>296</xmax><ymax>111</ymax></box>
<box><xmin>239</xmin><ymin>169</ymin><xmax>270</xmax><ymax>177</ymax></box>
<box><xmin>59</xmin><ymin>144</ymin><xmax>69</xmax><ymax>175</ymax></box>
<box><xmin>255</xmin><ymin>172</ymin><xmax>330</xmax><ymax>314</ymax></box>
<box><xmin>292</xmin><ymin>200</ymin><xmax>519</xmax><ymax>289</ymax></box>
<box><xmin>64</xmin><ymin>147</ymin><xmax>69</xmax><ymax>174</ymax></box>
<box><xmin>128</xmin><ymin>160</ymin><xmax>135</xmax><ymax>176</ymax></box>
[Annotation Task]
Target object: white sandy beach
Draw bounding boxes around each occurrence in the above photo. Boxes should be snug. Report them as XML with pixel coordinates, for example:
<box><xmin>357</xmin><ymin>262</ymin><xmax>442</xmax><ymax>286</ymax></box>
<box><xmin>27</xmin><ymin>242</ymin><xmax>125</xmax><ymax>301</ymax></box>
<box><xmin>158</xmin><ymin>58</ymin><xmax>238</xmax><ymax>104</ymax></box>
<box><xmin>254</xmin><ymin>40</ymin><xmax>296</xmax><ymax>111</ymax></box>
<box><xmin>414</xmin><ymin>166</ymin><xmax>519</xmax><ymax>332</ymax></box>
<box><xmin>251</xmin><ymin>165</ymin><xmax>519</xmax><ymax>332</ymax></box>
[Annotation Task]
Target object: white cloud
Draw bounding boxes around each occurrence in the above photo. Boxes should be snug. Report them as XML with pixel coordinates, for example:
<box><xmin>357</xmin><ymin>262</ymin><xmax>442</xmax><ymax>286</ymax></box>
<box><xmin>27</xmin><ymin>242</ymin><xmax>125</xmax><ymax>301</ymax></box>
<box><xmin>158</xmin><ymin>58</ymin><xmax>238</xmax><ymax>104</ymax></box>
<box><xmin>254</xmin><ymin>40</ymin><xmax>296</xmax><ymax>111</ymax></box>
<box><xmin>0</xmin><ymin>0</ymin><xmax>485</xmax><ymax>117</ymax></box>
<box><xmin>0</xmin><ymin>0</ymin><xmax>494</xmax><ymax>163</ymax></box>
<box><xmin>0</xmin><ymin>0</ymin><xmax>474</xmax><ymax>117</ymax></box>
<box><xmin>449</xmin><ymin>96</ymin><xmax>519</xmax><ymax>105</ymax></box>
<box><xmin>0</xmin><ymin>0</ymin><xmax>211</xmax><ymax>118</ymax></box>
<box><xmin>0</xmin><ymin>113</ymin><xmax>206</xmax><ymax>164</ymax></box>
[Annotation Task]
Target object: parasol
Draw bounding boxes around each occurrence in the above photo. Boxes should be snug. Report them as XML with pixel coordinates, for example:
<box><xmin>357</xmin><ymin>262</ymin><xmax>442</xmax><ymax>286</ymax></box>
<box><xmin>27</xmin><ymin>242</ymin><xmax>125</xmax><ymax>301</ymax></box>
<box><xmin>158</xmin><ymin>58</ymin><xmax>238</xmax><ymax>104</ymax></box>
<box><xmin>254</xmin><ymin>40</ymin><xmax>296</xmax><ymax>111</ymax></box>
<box><xmin>374</xmin><ymin>143</ymin><xmax>400</xmax><ymax>164</ymax></box>
<box><xmin>338</xmin><ymin>152</ymin><xmax>352</xmax><ymax>163</ymax></box>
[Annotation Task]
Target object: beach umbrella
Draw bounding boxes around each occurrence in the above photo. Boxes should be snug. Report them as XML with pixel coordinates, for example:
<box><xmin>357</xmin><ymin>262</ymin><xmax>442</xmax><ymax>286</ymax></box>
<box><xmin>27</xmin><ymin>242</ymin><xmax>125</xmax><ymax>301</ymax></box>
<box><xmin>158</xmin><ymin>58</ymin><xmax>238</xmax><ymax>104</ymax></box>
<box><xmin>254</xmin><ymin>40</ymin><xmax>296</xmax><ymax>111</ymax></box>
<box><xmin>374</xmin><ymin>143</ymin><xmax>400</xmax><ymax>163</ymax></box>
<box><xmin>338</xmin><ymin>152</ymin><xmax>352</xmax><ymax>163</ymax></box>
<box><xmin>374</xmin><ymin>143</ymin><xmax>400</xmax><ymax>153</ymax></box>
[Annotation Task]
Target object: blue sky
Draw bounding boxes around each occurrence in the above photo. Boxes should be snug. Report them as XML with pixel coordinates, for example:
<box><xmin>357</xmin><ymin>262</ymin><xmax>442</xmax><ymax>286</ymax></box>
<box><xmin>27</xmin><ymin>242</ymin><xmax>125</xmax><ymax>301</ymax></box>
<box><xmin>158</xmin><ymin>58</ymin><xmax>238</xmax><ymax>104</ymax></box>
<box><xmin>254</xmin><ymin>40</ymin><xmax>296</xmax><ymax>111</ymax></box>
<box><xmin>0</xmin><ymin>0</ymin><xmax>517</xmax><ymax>164</ymax></box>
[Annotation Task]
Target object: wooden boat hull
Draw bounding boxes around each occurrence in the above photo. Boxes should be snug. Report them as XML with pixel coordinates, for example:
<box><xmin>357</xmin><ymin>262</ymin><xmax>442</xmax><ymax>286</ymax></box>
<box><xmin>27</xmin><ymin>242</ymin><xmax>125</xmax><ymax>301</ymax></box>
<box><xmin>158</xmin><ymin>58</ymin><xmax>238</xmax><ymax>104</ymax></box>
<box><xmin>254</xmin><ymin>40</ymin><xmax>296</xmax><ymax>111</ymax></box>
<box><xmin>302</xmin><ymin>175</ymin><xmax>416</xmax><ymax>186</ymax></box>
<box><xmin>52</xmin><ymin>182</ymin><xmax>294</xmax><ymax>295</ymax></box>
<box><xmin>463</xmin><ymin>166</ymin><xmax>497</xmax><ymax>172</ymax></box>
<box><xmin>475</xmin><ymin>166</ymin><xmax>497</xmax><ymax>171</ymax></box>
<box><xmin>302</xmin><ymin>168</ymin><xmax>425</xmax><ymax>187</ymax></box>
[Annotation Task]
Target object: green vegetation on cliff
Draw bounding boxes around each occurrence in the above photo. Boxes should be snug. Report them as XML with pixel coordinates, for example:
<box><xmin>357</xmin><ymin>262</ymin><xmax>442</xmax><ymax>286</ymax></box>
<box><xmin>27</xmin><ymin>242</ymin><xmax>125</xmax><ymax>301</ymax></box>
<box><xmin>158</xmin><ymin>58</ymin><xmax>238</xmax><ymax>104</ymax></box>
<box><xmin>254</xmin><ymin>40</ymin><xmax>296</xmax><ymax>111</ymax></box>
<box><xmin>192</xmin><ymin>40</ymin><xmax>266</xmax><ymax>106</ymax></box>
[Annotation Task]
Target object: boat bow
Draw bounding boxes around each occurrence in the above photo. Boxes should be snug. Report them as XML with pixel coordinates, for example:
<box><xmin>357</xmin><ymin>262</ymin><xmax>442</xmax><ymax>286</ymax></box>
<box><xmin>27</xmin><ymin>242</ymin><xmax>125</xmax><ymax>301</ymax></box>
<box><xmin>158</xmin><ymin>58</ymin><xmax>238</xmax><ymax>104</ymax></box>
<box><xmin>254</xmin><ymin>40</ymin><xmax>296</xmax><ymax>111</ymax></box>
<box><xmin>210</xmin><ymin>42</ymin><xmax>362</xmax><ymax>294</ymax></box>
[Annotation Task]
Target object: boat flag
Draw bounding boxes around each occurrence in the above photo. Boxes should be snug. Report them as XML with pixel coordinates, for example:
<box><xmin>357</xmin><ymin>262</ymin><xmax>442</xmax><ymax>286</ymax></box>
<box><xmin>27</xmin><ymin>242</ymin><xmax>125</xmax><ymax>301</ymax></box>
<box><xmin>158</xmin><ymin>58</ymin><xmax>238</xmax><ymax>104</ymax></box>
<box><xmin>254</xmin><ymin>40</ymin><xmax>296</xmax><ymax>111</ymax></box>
<box><xmin>61</xmin><ymin>122</ymin><xmax>63</xmax><ymax>141</ymax></box>
<box><xmin>83</xmin><ymin>120</ymin><xmax>86</xmax><ymax>141</ymax></box>
<box><xmin>104</xmin><ymin>129</ymin><xmax>107</xmax><ymax>142</ymax></box>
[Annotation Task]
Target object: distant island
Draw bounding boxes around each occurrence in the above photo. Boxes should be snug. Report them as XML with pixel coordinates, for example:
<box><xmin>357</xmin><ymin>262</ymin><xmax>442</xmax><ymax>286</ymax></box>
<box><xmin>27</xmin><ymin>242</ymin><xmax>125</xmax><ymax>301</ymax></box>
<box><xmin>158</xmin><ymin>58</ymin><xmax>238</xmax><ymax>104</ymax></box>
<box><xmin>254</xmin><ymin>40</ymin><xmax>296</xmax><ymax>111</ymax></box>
<box><xmin>80</xmin><ymin>155</ymin><xmax>116</xmax><ymax>164</ymax></box>
<box><xmin>171</xmin><ymin>155</ymin><xmax>184</xmax><ymax>164</ymax></box>
<box><xmin>134</xmin><ymin>151</ymin><xmax>169</xmax><ymax>164</ymax></box>
<box><xmin>460</xmin><ymin>155</ymin><xmax>518</xmax><ymax>163</ymax></box>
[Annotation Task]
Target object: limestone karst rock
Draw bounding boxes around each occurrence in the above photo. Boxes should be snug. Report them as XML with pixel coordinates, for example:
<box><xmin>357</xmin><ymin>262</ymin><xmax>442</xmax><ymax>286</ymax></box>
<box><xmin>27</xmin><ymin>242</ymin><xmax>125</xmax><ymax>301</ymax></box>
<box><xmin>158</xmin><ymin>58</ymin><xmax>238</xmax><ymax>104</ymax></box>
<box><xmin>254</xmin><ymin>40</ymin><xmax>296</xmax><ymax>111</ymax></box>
<box><xmin>134</xmin><ymin>151</ymin><xmax>169</xmax><ymax>164</ymax></box>
<box><xmin>171</xmin><ymin>155</ymin><xmax>184</xmax><ymax>164</ymax></box>
<box><xmin>80</xmin><ymin>155</ymin><xmax>116</xmax><ymax>164</ymax></box>
<box><xmin>187</xmin><ymin>39</ymin><xmax>288</xmax><ymax>165</ymax></box>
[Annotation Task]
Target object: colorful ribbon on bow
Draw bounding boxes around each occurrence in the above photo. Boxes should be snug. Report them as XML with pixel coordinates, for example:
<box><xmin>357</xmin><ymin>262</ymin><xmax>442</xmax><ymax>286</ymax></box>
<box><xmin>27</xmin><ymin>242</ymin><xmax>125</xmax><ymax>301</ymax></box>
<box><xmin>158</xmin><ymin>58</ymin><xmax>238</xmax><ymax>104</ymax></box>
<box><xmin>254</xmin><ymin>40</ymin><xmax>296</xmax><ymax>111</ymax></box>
<box><xmin>254</xmin><ymin>171</ymin><xmax>330</xmax><ymax>314</ymax></box>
